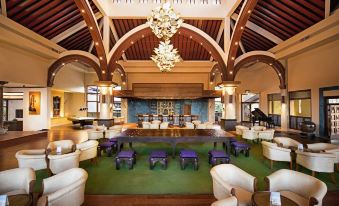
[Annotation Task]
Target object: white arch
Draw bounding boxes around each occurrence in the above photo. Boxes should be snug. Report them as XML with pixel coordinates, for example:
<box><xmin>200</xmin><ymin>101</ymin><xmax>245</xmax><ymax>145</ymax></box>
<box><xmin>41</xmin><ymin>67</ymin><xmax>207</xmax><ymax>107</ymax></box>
<box><xmin>59</xmin><ymin>50</ymin><xmax>100</xmax><ymax>65</ymax></box>
<box><xmin>108</xmin><ymin>23</ymin><xmax>228</xmax><ymax>64</ymax></box>
<box><xmin>234</xmin><ymin>51</ymin><xmax>276</xmax><ymax>66</ymax></box>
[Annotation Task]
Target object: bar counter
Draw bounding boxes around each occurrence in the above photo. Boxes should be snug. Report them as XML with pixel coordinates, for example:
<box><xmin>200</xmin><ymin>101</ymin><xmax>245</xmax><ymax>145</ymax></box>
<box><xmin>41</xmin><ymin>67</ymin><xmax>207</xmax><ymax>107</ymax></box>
<box><xmin>137</xmin><ymin>114</ymin><xmax>199</xmax><ymax>126</ymax></box>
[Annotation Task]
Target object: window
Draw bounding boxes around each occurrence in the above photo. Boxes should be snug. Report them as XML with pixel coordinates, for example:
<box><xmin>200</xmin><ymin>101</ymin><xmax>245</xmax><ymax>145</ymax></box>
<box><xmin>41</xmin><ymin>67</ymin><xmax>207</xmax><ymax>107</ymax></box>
<box><xmin>214</xmin><ymin>86</ymin><xmax>222</xmax><ymax>123</ymax></box>
<box><xmin>87</xmin><ymin>86</ymin><xmax>100</xmax><ymax>117</ymax></box>
<box><xmin>268</xmin><ymin>93</ymin><xmax>281</xmax><ymax>126</ymax></box>
<box><xmin>289</xmin><ymin>90</ymin><xmax>311</xmax><ymax>130</ymax></box>
<box><xmin>113</xmin><ymin>86</ymin><xmax>122</xmax><ymax>117</ymax></box>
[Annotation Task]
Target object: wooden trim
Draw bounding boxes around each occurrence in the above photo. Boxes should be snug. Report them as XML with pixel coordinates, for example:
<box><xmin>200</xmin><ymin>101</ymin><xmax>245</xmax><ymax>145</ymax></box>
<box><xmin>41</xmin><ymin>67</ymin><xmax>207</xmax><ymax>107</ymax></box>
<box><xmin>108</xmin><ymin>27</ymin><xmax>227</xmax><ymax>77</ymax></box>
<box><xmin>233</xmin><ymin>54</ymin><xmax>286</xmax><ymax>89</ymax></box>
<box><xmin>0</xmin><ymin>0</ymin><xmax>7</xmax><ymax>17</ymax></box>
<box><xmin>47</xmin><ymin>54</ymin><xmax>102</xmax><ymax>87</ymax></box>
<box><xmin>263</xmin><ymin>176</ymin><xmax>270</xmax><ymax>191</ymax></box>
<box><xmin>29</xmin><ymin>180</ymin><xmax>35</xmax><ymax>194</ymax></box>
<box><xmin>74</xmin><ymin>0</ymin><xmax>109</xmax><ymax>80</ymax></box>
<box><xmin>309</xmin><ymin>197</ymin><xmax>319</xmax><ymax>206</ymax></box>
<box><xmin>226</xmin><ymin>0</ymin><xmax>259</xmax><ymax>80</ymax></box>
<box><xmin>253</xmin><ymin>177</ymin><xmax>258</xmax><ymax>192</ymax></box>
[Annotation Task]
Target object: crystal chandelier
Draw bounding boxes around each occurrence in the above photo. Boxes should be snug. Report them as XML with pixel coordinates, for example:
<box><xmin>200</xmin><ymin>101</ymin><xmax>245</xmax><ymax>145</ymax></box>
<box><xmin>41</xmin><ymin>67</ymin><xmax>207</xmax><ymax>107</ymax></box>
<box><xmin>151</xmin><ymin>40</ymin><xmax>181</xmax><ymax>72</ymax></box>
<box><xmin>147</xmin><ymin>2</ymin><xmax>183</xmax><ymax>40</ymax></box>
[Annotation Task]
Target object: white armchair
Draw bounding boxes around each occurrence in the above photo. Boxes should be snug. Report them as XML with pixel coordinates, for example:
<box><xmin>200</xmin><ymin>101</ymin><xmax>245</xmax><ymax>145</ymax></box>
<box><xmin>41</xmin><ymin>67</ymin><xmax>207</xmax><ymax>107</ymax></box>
<box><xmin>160</xmin><ymin>122</ymin><xmax>169</xmax><ymax>129</ymax></box>
<box><xmin>37</xmin><ymin>168</ymin><xmax>88</xmax><ymax>206</ymax></box>
<box><xmin>16</xmin><ymin>149</ymin><xmax>47</xmax><ymax>171</ymax></box>
<box><xmin>258</xmin><ymin>129</ymin><xmax>275</xmax><ymax>141</ymax></box>
<box><xmin>0</xmin><ymin>168</ymin><xmax>35</xmax><ymax>196</ymax></box>
<box><xmin>265</xmin><ymin>169</ymin><xmax>327</xmax><ymax>206</ymax></box>
<box><xmin>48</xmin><ymin>150</ymin><xmax>80</xmax><ymax>174</ymax></box>
<box><xmin>210</xmin><ymin>164</ymin><xmax>256</xmax><ymax>206</ymax></box>
<box><xmin>306</xmin><ymin>143</ymin><xmax>339</xmax><ymax>170</ymax></box>
<box><xmin>109</xmin><ymin>125</ymin><xmax>123</xmax><ymax>132</ymax></box>
<box><xmin>105</xmin><ymin>129</ymin><xmax>121</xmax><ymax>139</ymax></box>
<box><xmin>211</xmin><ymin>196</ymin><xmax>238</xmax><ymax>206</ymax></box>
<box><xmin>152</xmin><ymin>120</ymin><xmax>161</xmax><ymax>125</ymax></box>
<box><xmin>142</xmin><ymin>122</ymin><xmax>151</xmax><ymax>129</ymax></box>
<box><xmin>150</xmin><ymin>123</ymin><xmax>160</xmax><ymax>129</ymax></box>
<box><xmin>76</xmin><ymin>140</ymin><xmax>99</xmax><ymax>162</ymax></box>
<box><xmin>185</xmin><ymin>122</ymin><xmax>194</xmax><ymax>129</ymax></box>
<box><xmin>235</xmin><ymin>125</ymin><xmax>249</xmax><ymax>136</ymax></box>
<box><xmin>196</xmin><ymin>124</ymin><xmax>207</xmax><ymax>129</ymax></box>
<box><xmin>262</xmin><ymin>141</ymin><xmax>292</xmax><ymax>169</ymax></box>
<box><xmin>296</xmin><ymin>150</ymin><xmax>336</xmax><ymax>183</ymax></box>
<box><xmin>87</xmin><ymin>130</ymin><xmax>104</xmax><ymax>140</ymax></box>
<box><xmin>273</xmin><ymin>137</ymin><xmax>301</xmax><ymax>149</ymax></box>
<box><xmin>192</xmin><ymin>120</ymin><xmax>201</xmax><ymax>126</ymax></box>
<box><xmin>242</xmin><ymin>130</ymin><xmax>258</xmax><ymax>142</ymax></box>
<box><xmin>47</xmin><ymin>140</ymin><xmax>75</xmax><ymax>151</ymax></box>
<box><xmin>251</xmin><ymin>125</ymin><xmax>266</xmax><ymax>131</ymax></box>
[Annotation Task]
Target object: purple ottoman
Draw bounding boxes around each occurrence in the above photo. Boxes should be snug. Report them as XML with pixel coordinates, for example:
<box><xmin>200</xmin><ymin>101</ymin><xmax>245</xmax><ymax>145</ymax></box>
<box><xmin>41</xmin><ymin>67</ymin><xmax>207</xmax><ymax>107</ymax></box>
<box><xmin>149</xmin><ymin>150</ymin><xmax>168</xmax><ymax>170</ymax></box>
<box><xmin>231</xmin><ymin>142</ymin><xmax>250</xmax><ymax>157</ymax></box>
<box><xmin>208</xmin><ymin>150</ymin><xmax>230</xmax><ymax>166</ymax></box>
<box><xmin>115</xmin><ymin>150</ymin><xmax>136</xmax><ymax>170</ymax></box>
<box><xmin>179</xmin><ymin>150</ymin><xmax>199</xmax><ymax>170</ymax></box>
<box><xmin>98</xmin><ymin>141</ymin><xmax>115</xmax><ymax>157</ymax></box>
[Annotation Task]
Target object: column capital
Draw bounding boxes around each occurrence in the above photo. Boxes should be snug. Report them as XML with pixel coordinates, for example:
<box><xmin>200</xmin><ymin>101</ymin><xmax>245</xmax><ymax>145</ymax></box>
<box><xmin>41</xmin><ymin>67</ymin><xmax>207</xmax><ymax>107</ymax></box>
<box><xmin>95</xmin><ymin>81</ymin><xmax>118</xmax><ymax>87</ymax></box>
<box><xmin>217</xmin><ymin>81</ymin><xmax>241</xmax><ymax>88</ymax></box>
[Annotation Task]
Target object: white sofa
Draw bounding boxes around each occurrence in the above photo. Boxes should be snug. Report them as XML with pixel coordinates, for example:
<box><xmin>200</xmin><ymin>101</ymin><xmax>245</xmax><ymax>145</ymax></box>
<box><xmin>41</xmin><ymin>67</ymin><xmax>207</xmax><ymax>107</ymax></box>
<box><xmin>235</xmin><ymin>125</ymin><xmax>249</xmax><ymax>136</ymax></box>
<box><xmin>273</xmin><ymin>137</ymin><xmax>301</xmax><ymax>149</ymax></box>
<box><xmin>0</xmin><ymin>168</ymin><xmax>35</xmax><ymax>196</ymax></box>
<box><xmin>105</xmin><ymin>129</ymin><xmax>121</xmax><ymax>139</ymax></box>
<box><xmin>262</xmin><ymin>141</ymin><xmax>292</xmax><ymax>169</ymax></box>
<box><xmin>185</xmin><ymin>122</ymin><xmax>195</xmax><ymax>129</ymax></box>
<box><xmin>152</xmin><ymin>120</ymin><xmax>161</xmax><ymax>125</ymax></box>
<box><xmin>265</xmin><ymin>169</ymin><xmax>327</xmax><ymax>206</ymax></box>
<box><xmin>48</xmin><ymin>150</ymin><xmax>81</xmax><ymax>174</ymax></box>
<box><xmin>192</xmin><ymin>120</ymin><xmax>201</xmax><ymax>126</ymax></box>
<box><xmin>210</xmin><ymin>164</ymin><xmax>256</xmax><ymax>206</ymax></box>
<box><xmin>76</xmin><ymin>140</ymin><xmax>99</xmax><ymax>162</ymax></box>
<box><xmin>206</xmin><ymin>122</ymin><xmax>214</xmax><ymax>129</ymax></box>
<box><xmin>296</xmin><ymin>150</ymin><xmax>336</xmax><ymax>183</ymax></box>
<box><xmin>16</xmin><ymin>149</ymin><xmax>47</xmax><ymax>171</ymax></box>
<box><xmin>87</xmin><ymin>130</ymin><xmax>104</xmax><ymax>140</ymax></box>
<box><xmin>258</xmin><ymin>129</ymin><xmax>275</xmax><ymax>141</ymax></box>
<box><xmin>306</xmin><ymin>143</ymin><xmax>339</xmax><ymax>170</ymax></box>
<box><xmin>242</xmin><ymin>130</ymin><xmax>258</xmax><ymax>142</ymax></box>
<box><xmin>211</xmin><ymin>196</ymin><xmax>238</xmax><ymax>206</ymax></box>
<box><xmin>47</xmin><ymin>140</ymin><xmax>75</xmax><ymax>151</ymax></box>
<box><xmin>37</xmin><ymin>168</ymin><xmax>88</xmax><ymax>206</ymax></box>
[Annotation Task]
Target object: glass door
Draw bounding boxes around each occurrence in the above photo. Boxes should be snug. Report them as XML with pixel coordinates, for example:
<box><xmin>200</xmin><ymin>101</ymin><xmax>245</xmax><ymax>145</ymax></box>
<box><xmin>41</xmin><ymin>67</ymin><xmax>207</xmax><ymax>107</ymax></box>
<box><xmin>325</xmin><ymin>97</ymin><xmax>339</xmax><ymax>137</ymax></box>
<box><xmin>241</xmin><ymin>93</ymin><xmax>259</xmax><ymax>122</ymax></box>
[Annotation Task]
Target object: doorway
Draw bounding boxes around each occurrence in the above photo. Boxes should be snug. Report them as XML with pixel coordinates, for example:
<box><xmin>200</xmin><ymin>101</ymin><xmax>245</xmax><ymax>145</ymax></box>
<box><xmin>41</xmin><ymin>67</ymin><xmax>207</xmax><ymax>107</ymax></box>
<box><xmin>183</xmin><ymin>104</ymin><xmax>191</xmax><ymax>115</ymax></box>
<box><xmin>241</xmin><ymin>93</ymin><xmax>259</xmax><ymax>122</ymax></box>
<box><xmin>325</xmin><ymin>96</ymin><xmax>339</xmax><ymax>137</ymax></box>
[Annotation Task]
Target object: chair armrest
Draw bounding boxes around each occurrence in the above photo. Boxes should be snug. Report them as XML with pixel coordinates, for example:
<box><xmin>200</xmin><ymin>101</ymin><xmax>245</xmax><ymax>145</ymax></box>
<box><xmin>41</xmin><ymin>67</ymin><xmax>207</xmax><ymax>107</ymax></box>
<box><xmin>47</xmin><ymin>150</ymin><xmax>80</xmax><ymax>160</ymax></box>
<box><xmin>44</xmin><ymin>178</ymin><xmax>86</xmax><ymax>203</ymax></box>
<box><xmin>296</xmin><ymin>151</ymin><xmax>336</xmax><ymax>158</ymax></box>
<box><xmin>76</xmin><ymin>141</ymin><xmax>98</xmax><ymax>151</ymax></box>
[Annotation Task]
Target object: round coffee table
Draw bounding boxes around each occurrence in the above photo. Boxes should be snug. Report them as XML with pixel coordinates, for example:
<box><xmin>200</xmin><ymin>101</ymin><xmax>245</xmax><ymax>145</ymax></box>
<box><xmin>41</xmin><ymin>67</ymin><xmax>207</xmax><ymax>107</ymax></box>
<box><xmin>8</xmin><ymin>194</ymin><xmax>32</xmax><ymax>206</ymax></box>
<box><xmin>252</xmin><ymin>191</ymin><xmax>298</xmax><ymax>206</ymax></box>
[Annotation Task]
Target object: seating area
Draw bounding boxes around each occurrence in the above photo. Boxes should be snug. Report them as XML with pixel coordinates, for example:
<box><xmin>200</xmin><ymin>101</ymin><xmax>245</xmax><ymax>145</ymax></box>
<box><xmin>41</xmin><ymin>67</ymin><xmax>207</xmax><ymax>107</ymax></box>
<box><xmin>1</xmin><ymin>0</ymin><xmax>339</xmax><ymax>205</ymax></box>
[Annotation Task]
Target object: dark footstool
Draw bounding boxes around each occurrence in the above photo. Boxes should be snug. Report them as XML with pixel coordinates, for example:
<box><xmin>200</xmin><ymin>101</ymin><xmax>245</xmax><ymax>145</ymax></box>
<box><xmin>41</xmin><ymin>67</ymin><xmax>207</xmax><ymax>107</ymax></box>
<box><xmin>149</xmin><ymin>150</ymin><xmax>168</xmax><ymax>170</ymax></box>
<box><xmin>98</xmin><ymin>141</ymin><xmax>116</xmax><ymax>157</ymax></box>
<box><xmin>231</xmin><ymin>142</ymin><xmax>251</xmax><ymax>157</ymax></box>
<box><xmin>115</xmin><ymin>150</ymin><xmax>136</xmax><ymax>170</ymax></box>
<box><xmin>179</xmin><ymin>150</ymin><xmax>199</xmax><ymax>170</ymax></box>
<box><xmin>208</xmin><ymin>150</ymin><xmax>230</xmax><ymax>166</ymax></box>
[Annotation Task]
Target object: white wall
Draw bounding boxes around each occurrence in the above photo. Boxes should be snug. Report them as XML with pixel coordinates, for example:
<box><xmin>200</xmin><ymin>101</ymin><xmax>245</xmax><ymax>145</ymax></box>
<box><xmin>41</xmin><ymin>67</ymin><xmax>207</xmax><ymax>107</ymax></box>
<box><xmin>7</xmin><ymin>100</ymin><xmax>23</xmax><ymax>121</ymax></box>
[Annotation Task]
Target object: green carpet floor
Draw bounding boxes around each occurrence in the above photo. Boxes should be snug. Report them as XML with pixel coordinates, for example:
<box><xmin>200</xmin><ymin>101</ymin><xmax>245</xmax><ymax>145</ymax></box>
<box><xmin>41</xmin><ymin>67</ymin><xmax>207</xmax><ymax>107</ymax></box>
<box><xmin>35</xmin><ymin>137</ymin><xmax>339</xmax><ymax>194</ymax></box>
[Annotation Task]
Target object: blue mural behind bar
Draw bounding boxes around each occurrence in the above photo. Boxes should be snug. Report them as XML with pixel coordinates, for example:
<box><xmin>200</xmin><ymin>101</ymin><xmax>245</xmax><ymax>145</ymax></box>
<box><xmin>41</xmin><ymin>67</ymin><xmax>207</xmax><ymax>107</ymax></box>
<box><xmin>128</xmin><ymin>99</ymin><xmax>209</xmax><ymax>123</ymax></box>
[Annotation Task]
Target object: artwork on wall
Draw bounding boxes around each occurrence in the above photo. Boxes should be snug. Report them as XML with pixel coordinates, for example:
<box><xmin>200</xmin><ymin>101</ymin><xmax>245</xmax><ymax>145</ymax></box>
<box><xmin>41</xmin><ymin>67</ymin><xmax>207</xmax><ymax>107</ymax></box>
<box><xmin>29</xmin><ymin>91</ymin><xmax>41</xmax><ymax>115</ymax></box>
<box><xmin>53</xmin><ymin>96</ymin><xmax>61</xmax><ymax>117</ymax></box>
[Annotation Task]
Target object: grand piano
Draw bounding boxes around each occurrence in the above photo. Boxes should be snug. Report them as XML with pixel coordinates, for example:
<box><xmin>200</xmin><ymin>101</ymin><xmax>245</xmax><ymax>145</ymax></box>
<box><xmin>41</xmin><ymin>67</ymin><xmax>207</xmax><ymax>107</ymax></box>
<box><xmin>251</xmin><ymin>108</ymin><xmax>274</xmax><ymax>128</ymax></box>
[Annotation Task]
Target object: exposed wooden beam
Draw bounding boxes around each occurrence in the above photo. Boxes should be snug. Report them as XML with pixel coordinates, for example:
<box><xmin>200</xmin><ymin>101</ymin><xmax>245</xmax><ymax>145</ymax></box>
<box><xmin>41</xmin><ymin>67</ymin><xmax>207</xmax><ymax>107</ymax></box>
<box><xmin>231</xmin><ymin>13</ymin><xmax>283</xmax><ymax>44</ymax></box>
<box><xmin>108</xmin><ymin>18</ymin><xmax>127</xmax><ymax>61</ymax></box>
<box><xmin>210</xmin><ymin>20</ymin><xmax>224</xmax><ymax>61</ymax></box>
<box><xmin>0</xmin><ymin>0</ymin><xmax>7</xmax><ymax>17</ymax></box>
<box><xmin>325</xmin><ymin>0</ymin><xmax>330</xmax><ymax>18</ymax></box>
<box><xmin>103</xmin><ymin>16</ymin><xmax>110</xmax><ymax>55</ymax></box>
<box><xmin>230</xmin><ymin>20</ymin><xmax>246</xmax><ymax>54</ymax></box>
<box><xmin>51</xmin><ymin>12</ymin><xmax>102</xmax><ymax>43</ymax></box>
<box><xmin>89</xmin><ymin>18</ymin><xmax>104</xmax><ymax>53</ymax></box>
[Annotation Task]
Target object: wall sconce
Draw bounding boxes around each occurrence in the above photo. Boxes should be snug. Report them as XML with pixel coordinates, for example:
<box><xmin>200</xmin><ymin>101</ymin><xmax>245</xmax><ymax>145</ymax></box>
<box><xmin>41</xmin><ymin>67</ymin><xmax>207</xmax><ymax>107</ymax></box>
<box><xmin>229</xmin><ymin>95</ymin><xmax>233</xmax><ymax>104</ymax></box>
<box><xmin>102</xmin><ymin>95</ymin><xmax>106</xmax><ymax>103</ymax></box>
<box><xmin>281</xmin><ymin>95</ymin><xmax>285</xmax><ymax>104</ymax></box>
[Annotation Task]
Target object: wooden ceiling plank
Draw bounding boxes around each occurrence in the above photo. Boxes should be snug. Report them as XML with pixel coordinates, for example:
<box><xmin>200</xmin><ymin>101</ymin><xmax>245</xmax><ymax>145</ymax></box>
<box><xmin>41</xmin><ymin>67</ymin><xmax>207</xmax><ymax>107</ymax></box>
<box><xmin>1</xmin><ymin>0</ymin><xmax>7</xmax><ymax>16</ymax></box>
<box><xmin>109</xmin><ymin>19</ymin><xmax>127</xmax><ymax>60</ymax></box>
<box><xmin>251</xmin><ymin>12</ymin><xmax>295</xmax><ymax>36</ymax></box>
<box><xmin>64</xmin><ymin>35</ymin><xmax>92</xmax><ymax>50</ymax></box>
<box><xmin>265</xmin><ymin>0</ymin><xmax>315</xmax><ymax>25</ymax></box>
<box><xmin>8</xmin><ymin>0</ymin><xmax>46</xmax><ymax>20</ymax></box>
<box><xmin>241</xmin><ymin>36</ymin><xmax>264</xmax><ymax>51</ymax></box>
<box><xmin>241</xmin><ymin>34</ymin><xmax>267</xmax><ymax>50</ymax></box>
<box><xmin>231</xmin><ymin>13</ymin><xmax>284</xmax><ymax>43</ymax></box>
<box><xmin>52</xmin><ymin>12</ymin><xmax>102</xmax><ymax>43</ymax></box>
<box><xmin>244</xmin><ymin>27</ymin><xmax>276</xmax><ymax>47</ymax></box>
<box><xmin>25</xmin><ymin>1</ymin><xmax>74</xmax><ymax>28</ymax></box>
<box><xmin>59</xmin><ymin>28</ymin><xmax>89</xmax><ymax>46</ymax></box>
<box><xmin>230</xmin><ymin>20</ymin><xmax>246</xmax><ymax>54</ymax></box>
<box><xmin>294</xmin><ymin>0</ymin><xmax>324</xmax><ymax>17</ymax></box>
<box><xmin>6</xmin><ymin>0</ymin><xmax>22</xmax><ymax>10</ymax></box>
<box><xmin>43</xmin><ymin>15</ymin><xmax>83</xmax><ymax>39</ymax></box>
<box><xmin>249</xmin><ymin>15</ymin><xmax>290</xmax><ymax>39</ymax></box>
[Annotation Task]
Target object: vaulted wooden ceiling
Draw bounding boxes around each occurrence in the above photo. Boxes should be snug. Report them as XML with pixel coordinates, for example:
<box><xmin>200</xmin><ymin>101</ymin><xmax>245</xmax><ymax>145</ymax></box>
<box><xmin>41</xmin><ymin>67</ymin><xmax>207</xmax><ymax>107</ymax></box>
<box><xmin>4</xmin><ymin>0</ymin><xmax>330</xmax><ymax>61</ymax></box>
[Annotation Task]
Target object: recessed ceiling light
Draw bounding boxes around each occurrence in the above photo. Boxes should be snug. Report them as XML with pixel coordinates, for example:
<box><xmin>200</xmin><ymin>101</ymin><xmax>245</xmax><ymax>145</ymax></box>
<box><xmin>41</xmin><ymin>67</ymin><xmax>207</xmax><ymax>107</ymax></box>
<box><xmin>229</xmin><ymin>71</ymin><xmax>233</xmax><ymax>74</ymax></box>
<box><xmin>89</xmin><ymin>26</ymin><xmax>93</xmax><ymax>30</ymax></box>
<box><xmin>102</xmin><ymin>70</ymin><xmax>105</xmax><ymax>74</ymax></box>
<box><xmin>231</xmin><ymin>57</ymin><xmax>235</xmax><ymax>60</ymax></box>
<box><xmin>81</xmin><ymin>9</ymin><xmax>85</xmax><ymax>13</ymax></box>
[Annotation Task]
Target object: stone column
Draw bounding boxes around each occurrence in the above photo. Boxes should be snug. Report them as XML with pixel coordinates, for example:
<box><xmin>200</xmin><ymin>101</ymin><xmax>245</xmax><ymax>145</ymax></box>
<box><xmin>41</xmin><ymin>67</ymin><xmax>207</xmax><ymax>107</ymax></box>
<box><xmin>96</xmin><ymin>81</ymin><xmax>116</xmax><ymax>127</ymax></box>
<box><xmin>219</xmin><ymin>81</ymin><xmax>240</xmax><ymax>131</ymax></box>
<box><xmin>0</xmin><ymin>81</ymin><xmax>8</xmax><ymax>131</ymax></box>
